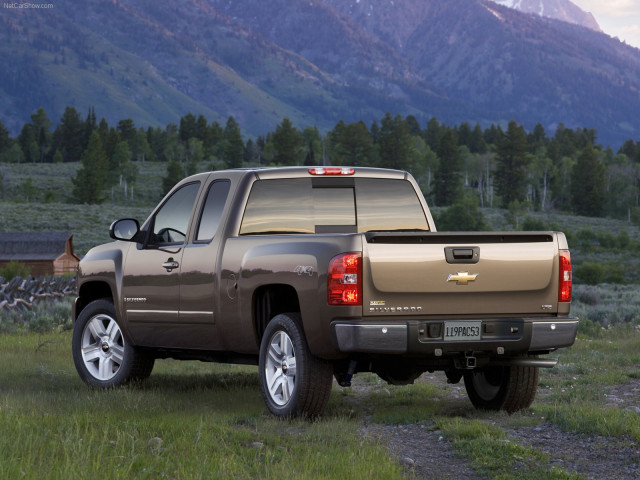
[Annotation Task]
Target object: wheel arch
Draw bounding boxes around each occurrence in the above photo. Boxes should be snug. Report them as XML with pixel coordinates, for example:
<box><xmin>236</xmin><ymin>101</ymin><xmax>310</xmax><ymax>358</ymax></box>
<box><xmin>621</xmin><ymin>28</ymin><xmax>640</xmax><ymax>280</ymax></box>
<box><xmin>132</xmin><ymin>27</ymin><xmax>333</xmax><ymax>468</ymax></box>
<box><xmin>74</xmin><ymin>281</ymin><xmax>114</xmax><ymax>323</ymax></box>
<box><xmin>253</xmin><ymin>284</ymin><xmax>301</xmax><ymax>342</ymax></box>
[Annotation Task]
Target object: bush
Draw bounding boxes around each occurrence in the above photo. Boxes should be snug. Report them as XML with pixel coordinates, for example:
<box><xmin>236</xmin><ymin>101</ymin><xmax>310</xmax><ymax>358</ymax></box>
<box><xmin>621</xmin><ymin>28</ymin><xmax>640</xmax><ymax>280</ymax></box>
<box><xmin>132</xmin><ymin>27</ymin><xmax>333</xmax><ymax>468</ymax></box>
<box><xmin>435</xmin><ymin>195</ymin><xmax>487</xmax><ymax>231</ymax></box>
<box><xmin>0</xmin><ymin>261</ymin><xmax>30</xmax><ymax>280</ymax></box>
<box><xmin>0</xmin><ymin>299</ymin><xmax>72</xmax><ymax>334</ymax></box>
<box><xmin>572</xmin><ymin>285</ymin><xmax>601</xmax><ymax>306</ymax></box>
<box><xmin>521</xmin><ymin>216</ymin><xmax>547</xmax><ymax>231</ymax></box>
<box><xmin>575</xmin><ymin>262</ymin><xmax>605</xmax><ymax>285</ymax></box>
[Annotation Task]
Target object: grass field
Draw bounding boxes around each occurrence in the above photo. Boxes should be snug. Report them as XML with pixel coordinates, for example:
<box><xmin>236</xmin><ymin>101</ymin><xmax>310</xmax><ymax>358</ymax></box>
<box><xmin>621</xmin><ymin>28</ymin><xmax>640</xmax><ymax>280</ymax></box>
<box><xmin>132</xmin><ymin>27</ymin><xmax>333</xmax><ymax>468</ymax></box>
<box><xmin>0</xmin><ymin>331</ymin><xmax>402</xmax><ymax>479</ymax></box>
<box><xmin>2</xmin><ymin>161</ymin><xmax>640</xmax><ymax>478</ymax></box>
<box><xmin>0</xmin><ymin>285</ymin><xmax>639</xmax><ymax>479</ymax></box>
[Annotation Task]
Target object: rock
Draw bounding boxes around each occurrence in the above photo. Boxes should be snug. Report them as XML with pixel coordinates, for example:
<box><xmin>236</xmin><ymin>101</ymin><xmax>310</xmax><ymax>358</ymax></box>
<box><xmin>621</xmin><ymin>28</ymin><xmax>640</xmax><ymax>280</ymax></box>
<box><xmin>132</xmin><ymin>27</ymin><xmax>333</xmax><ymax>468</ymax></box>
<box><xmin>401</xmin><ymin>457</ymin><xmax>415</xmax><ymax>466</ymax></box>
<box><xmin>148</xmin><ymin>437</ymin><xmax>163</xmax><ymax>455</ymax></box>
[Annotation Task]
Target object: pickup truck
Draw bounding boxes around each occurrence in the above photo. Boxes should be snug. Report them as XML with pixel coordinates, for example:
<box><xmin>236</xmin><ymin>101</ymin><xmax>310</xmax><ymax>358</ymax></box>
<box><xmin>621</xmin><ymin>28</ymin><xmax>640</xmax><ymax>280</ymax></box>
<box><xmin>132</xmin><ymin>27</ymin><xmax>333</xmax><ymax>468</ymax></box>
<box><xmin>72</xmin><ymin>166</ymin><xmax>578</xmax><ymax>418</ymax></box>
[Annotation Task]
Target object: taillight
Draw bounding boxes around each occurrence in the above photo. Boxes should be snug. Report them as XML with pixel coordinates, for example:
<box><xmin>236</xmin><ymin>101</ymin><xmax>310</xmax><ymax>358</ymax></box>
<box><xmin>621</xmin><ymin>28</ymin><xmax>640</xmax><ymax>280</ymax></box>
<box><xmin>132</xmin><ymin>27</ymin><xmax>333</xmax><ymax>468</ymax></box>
<box><xmin>559</xmin><ymin>250</ymin><xmax>572</xmax><ymax>303</ymax></box>
<box><xmin>328</xmin><ymin>252</ymin><xmax>362</xmax><ymax>306</ymax></box>
<box><xmin>308</xmin><ymin>167</ymin><xmax>355</xmax><ymax>175</ymax></box>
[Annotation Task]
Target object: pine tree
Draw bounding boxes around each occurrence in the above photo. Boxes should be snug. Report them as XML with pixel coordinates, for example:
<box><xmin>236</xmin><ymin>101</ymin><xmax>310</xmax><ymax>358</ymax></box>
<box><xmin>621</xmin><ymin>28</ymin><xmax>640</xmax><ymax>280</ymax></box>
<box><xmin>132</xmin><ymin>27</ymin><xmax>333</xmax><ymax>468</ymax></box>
<box><xmin>179</xmin><ymin>113</ymin><xmax>197</xmax><ymax>144</ymax></box>
<box><xmin>424</xmin><ymin>117</ymin><xmax>443</xmax><ymax>152</ymax></box>
<box><xmin>405</xmin><ymin>115</ymin><xmax>422</xmax><ymax>137</ymax></box>
<box><xmin>223</xmin><ymin>116</ymin><xmax>244</xmax><ymax>169</ymax></box>
<box><xmin>378</xmin><ymin>113</ymin><xmax>414</xmax><ymax>171</ymax></box>
<box><xmin>333</xmin><ymin>121</ymin><xmax>377</xmax><ymax>166</ymax></box>
<box><xmin>29</xmin><ymin>108</ymin><xmax>53</xmax><ymax>162</ymax></box>
<box><xmin>116</xmin><ymin>119</ymin><xmax>136</xmax><ymax>147</ymax></box>
<box><xmin>163</xmin><ymin>159</ymin><xmax>184</xmax><ymax>195</ymax></box>
<box><xmin>301</xmin><ymin>127</ymin><xmax>322</xmax><ymax>166</ymax></box>
<box><xmin>0</xmin><ymin>120</ymin><xmax>10</xmax><ymax>155</ymax></box>
<box><xmin>85</xmin><ymin>106</ymin><xmax>97</xmax><ymax>148</ymax></box>
<box><xmin>494</xmin><ymin>121</ymin><xmax>531</xmax><ymax>205</ymax></box>
<box><xmin>18</xmin><ymin>123</ymin><xmax>37</xmax><ymax>163</ymax></box>
<box><xmin>571</xmin><ymin>145</ymin><xmax>605</xmax><ymax>217</ymax></box>
<box><xmin>57</xmin><ymin>106</ymin><xmax>84</xmax><ymax>162</ymax></box>
<box><xmin>457</xmin><ymin>122</ymin><xmax>472</xmax><ymax>148</ymax></box>
<box><xmin>618</xmin><ymin>139</ymin><xmax>636</xmax><ymax>160</ymax></box>
<box><xmin>433</xmin><ymin>130</ymin><xmax>462</xmax><ymax>206</ymax></box>
<box><xmin>271</xmin><ymin>118</ymin><xmax>302</xmax><ymax>166</ymax></box>
<box><xmin>528</xmin><ymin>123</ymin><xmax>547</xmax><ymax>152</ymax></box>
<box><xmin>469</xmin><ymin>124</ymin><xmax>487</xmax><ymax>154</ymax></box>
<box><xmin>72</xmin><ymin>131</ymin><xmax>109</xmax><ymax>204</ymax></box>
<box><xmin>186</xmin><ymin>138</ymin><xmax>204</xmax><ymax>175</ymax></box>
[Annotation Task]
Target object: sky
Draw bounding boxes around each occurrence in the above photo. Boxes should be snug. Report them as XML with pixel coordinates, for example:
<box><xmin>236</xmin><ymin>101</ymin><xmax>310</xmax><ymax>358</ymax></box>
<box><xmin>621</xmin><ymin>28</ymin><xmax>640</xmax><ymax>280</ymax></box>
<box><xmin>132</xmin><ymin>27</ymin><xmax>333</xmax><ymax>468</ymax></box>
<box><xmin>571</xmin><ymin>0</ymin><xmax>640</xmax><ymax>49</ymax></box>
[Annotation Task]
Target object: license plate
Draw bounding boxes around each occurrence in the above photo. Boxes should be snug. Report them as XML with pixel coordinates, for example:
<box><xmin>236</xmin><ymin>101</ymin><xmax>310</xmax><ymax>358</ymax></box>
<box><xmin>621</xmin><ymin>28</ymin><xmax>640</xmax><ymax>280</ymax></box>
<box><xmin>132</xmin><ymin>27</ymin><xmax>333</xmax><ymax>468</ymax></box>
<box><xmin>444</xmin><ymin>321</ymin><xmax>482</xmax><ymax>341</ymax></box>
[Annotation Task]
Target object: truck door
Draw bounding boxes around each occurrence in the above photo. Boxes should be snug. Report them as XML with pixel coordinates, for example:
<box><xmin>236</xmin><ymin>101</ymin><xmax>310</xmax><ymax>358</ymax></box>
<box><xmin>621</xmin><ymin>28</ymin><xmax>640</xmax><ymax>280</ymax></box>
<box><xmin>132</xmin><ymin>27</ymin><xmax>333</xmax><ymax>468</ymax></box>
<box><xmin>122</xmin><ymin>182</ymin><xmax>200</xmax><ymax>347</ymax></box>
<box><xmin>177</xmin><ymin>179</ymin><xmax>231</xmax><ymax>350</ymax></box>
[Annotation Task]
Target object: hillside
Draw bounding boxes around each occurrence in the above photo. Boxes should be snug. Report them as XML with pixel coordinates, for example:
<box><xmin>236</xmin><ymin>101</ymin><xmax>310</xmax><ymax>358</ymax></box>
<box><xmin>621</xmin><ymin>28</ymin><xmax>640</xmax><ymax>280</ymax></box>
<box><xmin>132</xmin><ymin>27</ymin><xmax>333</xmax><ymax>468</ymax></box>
<box><xmin>1</xmin><ymin>0</ymin><xmax>640</xmax><ymax>146</ymax></box>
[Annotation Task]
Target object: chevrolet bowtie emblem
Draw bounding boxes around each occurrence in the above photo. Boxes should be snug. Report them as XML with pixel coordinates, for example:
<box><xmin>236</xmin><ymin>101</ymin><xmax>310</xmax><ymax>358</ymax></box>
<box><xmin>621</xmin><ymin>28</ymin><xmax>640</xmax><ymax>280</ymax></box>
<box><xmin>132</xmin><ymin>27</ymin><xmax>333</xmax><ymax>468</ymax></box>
<box><xmin>447</xmin><ymin>271</ymin><xmax>479</xmax><ymax>285</ymax></box>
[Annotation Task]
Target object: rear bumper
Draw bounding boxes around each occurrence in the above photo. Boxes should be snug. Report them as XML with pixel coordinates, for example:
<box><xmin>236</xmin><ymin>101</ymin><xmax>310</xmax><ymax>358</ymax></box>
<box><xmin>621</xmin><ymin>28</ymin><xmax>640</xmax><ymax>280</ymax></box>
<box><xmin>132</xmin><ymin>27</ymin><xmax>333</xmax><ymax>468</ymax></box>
<box><xmin>332</xmin><ymin>316</ymin><xmax>579</xmax><ymax>358</ymax></box>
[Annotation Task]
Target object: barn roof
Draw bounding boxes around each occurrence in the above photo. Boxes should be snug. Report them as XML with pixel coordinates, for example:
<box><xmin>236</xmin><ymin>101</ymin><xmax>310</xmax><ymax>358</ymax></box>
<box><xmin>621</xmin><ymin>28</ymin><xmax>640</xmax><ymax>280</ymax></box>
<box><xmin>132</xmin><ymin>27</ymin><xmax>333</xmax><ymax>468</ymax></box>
<box><xmin>0</xmin><ymin>232</ymin><xmax>77</xmax><ymax>262</ymax></box>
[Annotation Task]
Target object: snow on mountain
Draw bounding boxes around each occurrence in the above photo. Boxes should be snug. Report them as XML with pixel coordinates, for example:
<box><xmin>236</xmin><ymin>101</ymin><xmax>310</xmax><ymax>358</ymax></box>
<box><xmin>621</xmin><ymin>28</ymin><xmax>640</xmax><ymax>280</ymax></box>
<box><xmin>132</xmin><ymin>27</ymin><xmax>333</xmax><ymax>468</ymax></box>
<box><xmin>489</xmin><ymin>0</ymin><xmax>601</xmax><ymax>32</ymax></box>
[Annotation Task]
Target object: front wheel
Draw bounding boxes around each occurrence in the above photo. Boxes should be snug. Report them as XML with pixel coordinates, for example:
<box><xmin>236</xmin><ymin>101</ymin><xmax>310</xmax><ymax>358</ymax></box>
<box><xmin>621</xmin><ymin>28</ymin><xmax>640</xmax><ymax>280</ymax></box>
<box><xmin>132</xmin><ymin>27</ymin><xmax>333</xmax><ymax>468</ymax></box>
<box><xmin>259</xmin><ymin>313</ymin><xmax>333</xmax><ymax>418</ymax></box>
<box><xmin>463</xmin><ymin>361</ymin><xmax>539</xmax><ymax>413</ymax></box>
<box><xmin>72</xmin><ymin>298</ymin><xmax>154</xmax><ymax>388</ymax></box>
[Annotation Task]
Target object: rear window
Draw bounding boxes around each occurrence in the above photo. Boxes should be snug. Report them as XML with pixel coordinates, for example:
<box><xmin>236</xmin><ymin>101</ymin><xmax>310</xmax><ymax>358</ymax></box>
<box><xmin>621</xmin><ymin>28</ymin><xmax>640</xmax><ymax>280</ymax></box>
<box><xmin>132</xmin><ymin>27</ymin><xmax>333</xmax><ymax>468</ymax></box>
<box><xmin>239</xmin><ymin>177</ymin><xmax>428</xmax><ymax>235</ymax></box>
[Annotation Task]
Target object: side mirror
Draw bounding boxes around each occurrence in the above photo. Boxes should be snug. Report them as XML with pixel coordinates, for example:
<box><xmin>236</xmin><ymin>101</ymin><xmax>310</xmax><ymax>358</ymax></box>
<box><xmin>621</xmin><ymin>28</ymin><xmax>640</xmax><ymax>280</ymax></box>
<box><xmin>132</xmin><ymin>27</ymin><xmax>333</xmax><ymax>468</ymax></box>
<box><xmin>109</xmin><ymin>218</ymin><xmax>140</xmax><ymax>241</ymax></box>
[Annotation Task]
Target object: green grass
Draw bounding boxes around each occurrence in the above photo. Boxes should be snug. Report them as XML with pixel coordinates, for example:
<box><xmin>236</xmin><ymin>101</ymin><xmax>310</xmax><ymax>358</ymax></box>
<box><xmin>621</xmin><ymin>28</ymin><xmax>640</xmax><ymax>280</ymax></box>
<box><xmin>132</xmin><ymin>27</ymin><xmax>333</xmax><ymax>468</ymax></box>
<box><xmin>436</xmin><ymin>418</ymin><xmax>583</xmax><ymax>480</ymax></box>
<box><xmin>0</xmin><ymin>332</ymin><xmax>403</xmax><ymax>480</ymax></box>
<box><xmin>1</xmin><ymin>288</ymin><xmax>639</xmax><ymax>478</ymax></box>
<box><xmin>2</xmin><ymin>163</ymin><xmax>640</xmax><ymax>478</ymax></box>
<box><xmin>532</xmin><ymin>323</ymin><xmax>640</xmax><ymax>440</ymax></box>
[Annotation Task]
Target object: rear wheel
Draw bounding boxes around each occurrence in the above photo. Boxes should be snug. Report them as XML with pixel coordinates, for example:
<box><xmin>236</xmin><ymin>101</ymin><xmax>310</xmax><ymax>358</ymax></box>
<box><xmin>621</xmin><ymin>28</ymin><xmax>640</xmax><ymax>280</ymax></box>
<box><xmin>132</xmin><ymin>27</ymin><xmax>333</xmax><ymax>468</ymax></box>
<box><xmin>463</xmin><ymin>360</ymin><xmax>539</xmax><ymax>413</ymax></box>
<box><xmin>259</xmin><ymin>313</ymin><xmax>333</xmax><ymax>418</ymax></box>
<box><xmin>72</xmin><ymin>298</ymin><xmax>154</xmax><ymax>388</ymax></box>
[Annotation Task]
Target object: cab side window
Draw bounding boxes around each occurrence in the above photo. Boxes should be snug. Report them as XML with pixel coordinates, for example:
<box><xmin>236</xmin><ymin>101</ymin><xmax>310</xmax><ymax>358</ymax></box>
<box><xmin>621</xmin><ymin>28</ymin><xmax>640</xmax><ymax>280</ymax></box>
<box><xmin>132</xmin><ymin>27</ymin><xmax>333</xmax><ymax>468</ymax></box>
<box><xmin>150</xmin><ymin>182</ymin><xmax>200</xmax><ymax>245</ymax></box>
<box><xmin>196</xmin><ymin>180</ymin><xmax>231</xmax><ymax>241</ymax></box>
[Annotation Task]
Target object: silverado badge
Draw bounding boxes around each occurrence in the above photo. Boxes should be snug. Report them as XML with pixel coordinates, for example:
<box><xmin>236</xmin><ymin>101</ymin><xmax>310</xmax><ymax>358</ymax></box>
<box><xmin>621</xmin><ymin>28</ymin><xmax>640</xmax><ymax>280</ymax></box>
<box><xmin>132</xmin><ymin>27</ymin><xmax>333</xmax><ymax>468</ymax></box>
<box><xmin>447</xmin><ymin>271</ymin><xmax>479</xmax><ymax>285</ymax></box>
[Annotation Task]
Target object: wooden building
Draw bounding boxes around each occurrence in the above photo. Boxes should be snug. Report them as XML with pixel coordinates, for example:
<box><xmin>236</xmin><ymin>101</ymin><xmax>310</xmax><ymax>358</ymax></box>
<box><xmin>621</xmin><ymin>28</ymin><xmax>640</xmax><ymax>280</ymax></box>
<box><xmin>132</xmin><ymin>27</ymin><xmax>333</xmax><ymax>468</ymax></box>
<box><xmin>0</xmin><ymin>232</ymin><xmax>80</xmax><ymax>277</ymax></box>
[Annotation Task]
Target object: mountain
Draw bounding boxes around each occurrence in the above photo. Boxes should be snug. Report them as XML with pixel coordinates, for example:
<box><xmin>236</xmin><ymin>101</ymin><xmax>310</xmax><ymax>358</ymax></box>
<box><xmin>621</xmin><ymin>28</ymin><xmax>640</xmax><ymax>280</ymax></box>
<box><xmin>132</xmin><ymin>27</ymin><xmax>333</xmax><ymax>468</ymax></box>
<box><xmin>489</xmin><ymin>0</ymin><xmax>601</xmax><ymax>31</ymax></box>
<box><xmin>1</xmin><ymin>0</ymin><xmax>640</xmax><ymax>147</ymax></box>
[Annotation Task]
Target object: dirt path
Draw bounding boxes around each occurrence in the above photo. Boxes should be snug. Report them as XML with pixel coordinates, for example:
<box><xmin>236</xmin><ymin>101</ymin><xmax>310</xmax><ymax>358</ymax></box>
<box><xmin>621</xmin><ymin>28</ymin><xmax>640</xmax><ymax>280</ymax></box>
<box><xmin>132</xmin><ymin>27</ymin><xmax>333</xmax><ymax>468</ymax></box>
<box><xmin>355</xmin><ymin>375</ymin><xmax>640</xmax><ymax>479</ymax></box>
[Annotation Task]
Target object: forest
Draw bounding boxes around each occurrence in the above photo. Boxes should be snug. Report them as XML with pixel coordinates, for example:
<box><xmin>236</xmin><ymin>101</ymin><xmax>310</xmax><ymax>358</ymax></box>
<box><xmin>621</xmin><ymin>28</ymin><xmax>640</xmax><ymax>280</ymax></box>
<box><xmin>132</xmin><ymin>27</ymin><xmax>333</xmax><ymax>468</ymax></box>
<box><xmin>1</xmin><ymin>105</ymin><xmax>640</xmax><ymax>229</ymax></box>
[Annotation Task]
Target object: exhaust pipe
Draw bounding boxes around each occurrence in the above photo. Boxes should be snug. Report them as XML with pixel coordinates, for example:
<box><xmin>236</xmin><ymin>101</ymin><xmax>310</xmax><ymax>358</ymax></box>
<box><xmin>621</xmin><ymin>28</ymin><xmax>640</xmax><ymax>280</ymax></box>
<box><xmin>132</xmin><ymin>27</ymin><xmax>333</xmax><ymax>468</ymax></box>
<box><xmin>491</xmin><ymin>357</ymin><xmax>558</xmax><ymax>368</ymax></box>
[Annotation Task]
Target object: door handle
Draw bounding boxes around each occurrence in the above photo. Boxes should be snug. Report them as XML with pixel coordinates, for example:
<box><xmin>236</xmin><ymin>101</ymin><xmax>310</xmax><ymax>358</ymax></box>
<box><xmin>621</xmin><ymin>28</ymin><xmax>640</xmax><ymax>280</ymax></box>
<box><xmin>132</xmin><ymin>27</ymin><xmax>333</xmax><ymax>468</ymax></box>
<box><xmin>444</xmin><ymin>246</ymin><xmax>480</xmax><ymax>264</ymax></box>
<box><xmin>162</xmin><ymin>260</ymin><xmax>179</xmax><ymax>272</ymax></box>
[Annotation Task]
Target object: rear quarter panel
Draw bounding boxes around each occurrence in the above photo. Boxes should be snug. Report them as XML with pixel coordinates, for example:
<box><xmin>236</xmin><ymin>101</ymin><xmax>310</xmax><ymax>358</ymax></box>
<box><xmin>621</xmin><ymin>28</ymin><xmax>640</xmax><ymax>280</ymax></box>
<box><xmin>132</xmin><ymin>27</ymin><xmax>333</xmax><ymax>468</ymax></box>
<box><xmin>218</xmin><ymin>234</ymin><xmax>363</xmax><ymax>357</ymax></box>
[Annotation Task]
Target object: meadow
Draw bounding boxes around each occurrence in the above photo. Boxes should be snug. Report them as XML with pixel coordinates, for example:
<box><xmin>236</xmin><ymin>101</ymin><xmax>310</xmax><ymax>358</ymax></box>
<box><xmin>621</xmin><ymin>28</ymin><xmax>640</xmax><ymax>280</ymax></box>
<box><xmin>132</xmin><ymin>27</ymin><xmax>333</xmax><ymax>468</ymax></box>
<box><xmin>1</xmin><ymin>161</ymin><xmax>639</xmax><ymax>478</ymax></box>
<box><xmin>0</xmin><ymin>285</ymin><xmax>638</xmax><ymax>479</ymax></box>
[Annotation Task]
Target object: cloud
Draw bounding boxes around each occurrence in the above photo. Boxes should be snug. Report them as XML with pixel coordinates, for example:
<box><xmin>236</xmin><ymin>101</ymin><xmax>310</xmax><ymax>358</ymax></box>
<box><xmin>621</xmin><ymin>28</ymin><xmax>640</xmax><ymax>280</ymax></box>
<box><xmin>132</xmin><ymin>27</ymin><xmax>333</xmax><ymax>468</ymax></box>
<box><xmin>572</xmin><ymin>0</ymin><xmax>640</xmax><ymax>48</ymax></box>
<box><xmin>574</xmin><ymin>0</ymin><xmax>640</xmax><ymax>18</ymax></box>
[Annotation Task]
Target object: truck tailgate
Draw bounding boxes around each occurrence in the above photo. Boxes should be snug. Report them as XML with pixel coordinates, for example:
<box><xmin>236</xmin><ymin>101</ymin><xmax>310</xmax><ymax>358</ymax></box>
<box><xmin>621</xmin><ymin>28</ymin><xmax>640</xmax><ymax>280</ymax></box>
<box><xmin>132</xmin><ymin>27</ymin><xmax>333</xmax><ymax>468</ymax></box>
<box><xmin>363</xmin><ymin>232</ymin><xmax>560</xmax><ymax>317</ymax></box>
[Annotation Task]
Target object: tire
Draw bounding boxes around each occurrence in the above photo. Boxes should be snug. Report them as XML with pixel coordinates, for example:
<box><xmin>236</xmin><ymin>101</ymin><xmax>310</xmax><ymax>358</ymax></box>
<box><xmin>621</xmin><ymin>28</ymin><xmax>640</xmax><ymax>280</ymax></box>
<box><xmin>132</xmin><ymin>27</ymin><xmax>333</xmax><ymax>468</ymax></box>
<box><xmin>72</xmin><ymin>298</ymin><xmax>154</xmax><ymax>388</ymax></box>
<box><xmin>463</xmin><ymin>360</ymin><xmax>539</xmax><ymax>414</ymax></box>
<box><xmin>259</xmin><ymin>313</ymin><xmax>333</xmax><ymax>418</ymax></box>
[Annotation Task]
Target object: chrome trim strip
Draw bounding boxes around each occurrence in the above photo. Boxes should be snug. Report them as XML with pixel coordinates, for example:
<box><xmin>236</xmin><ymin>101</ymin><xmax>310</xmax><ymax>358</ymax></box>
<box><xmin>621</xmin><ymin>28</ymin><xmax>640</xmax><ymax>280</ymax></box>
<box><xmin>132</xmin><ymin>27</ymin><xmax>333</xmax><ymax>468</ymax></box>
<box><xmin>127</xmin><ymin>310</ymin><xmax>216</xmax><ymax>324</ymax></box>
<box><xmin>490</xmin><ymin>357</ymin><xmax>559</xmax><ymax>368</ymax></box>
